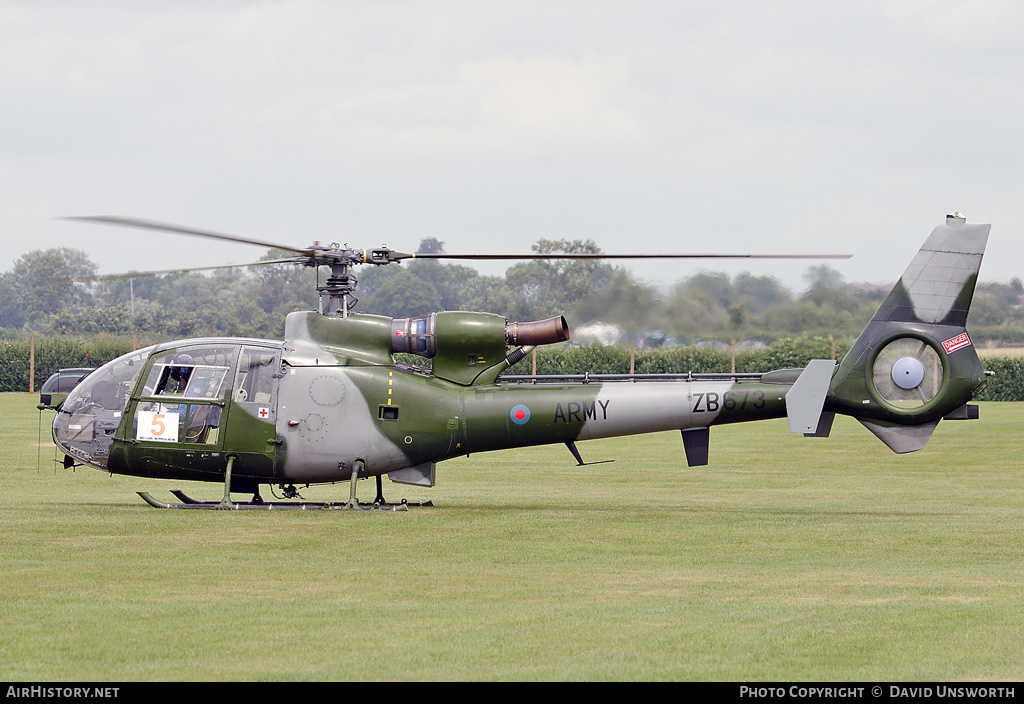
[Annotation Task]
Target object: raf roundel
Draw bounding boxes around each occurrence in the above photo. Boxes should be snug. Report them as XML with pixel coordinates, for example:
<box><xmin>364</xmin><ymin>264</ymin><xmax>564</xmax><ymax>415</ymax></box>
<box><xmin>510</xmin><ymin>404</ymin><xmax>531</xmax><ymax>425</ymax></box>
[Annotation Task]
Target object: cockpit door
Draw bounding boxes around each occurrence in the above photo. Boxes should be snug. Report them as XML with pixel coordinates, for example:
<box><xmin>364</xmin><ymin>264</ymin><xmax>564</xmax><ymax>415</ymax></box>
<box><xmin>219</xmin><ymin>345</ymin><xmax>283</xmax><ymax>481</ymax></box>
<box><xmin>120</xmin><ymin>345</ymin><xmax>236</xmax><ymax>482</ymax></box>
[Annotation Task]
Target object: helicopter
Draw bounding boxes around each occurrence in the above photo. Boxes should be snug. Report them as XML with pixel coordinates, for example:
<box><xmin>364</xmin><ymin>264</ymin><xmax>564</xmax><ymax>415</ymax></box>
<box><xmin>50</xmin><ymin>213</ymin><xmax>990</xmax><ymax>510</ymax></box>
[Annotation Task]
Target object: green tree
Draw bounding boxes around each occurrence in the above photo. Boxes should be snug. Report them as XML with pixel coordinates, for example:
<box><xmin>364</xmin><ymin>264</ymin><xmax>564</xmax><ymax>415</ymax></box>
<box><xmin>976</xmin><ymin>279</ymin><xmax>1023</xmax><ymax>315</ymax></box>
<box><xmin>733</xmin><ymin>272</ymin><xmax>791</xmax><ymax>312</ymax></box>
<box><xmin>729</xmin><ymin>302</ymin><xmax>746</xmax><ymax>329</ymax></box>
<box><xmin>803</xmin><ymin>264</ymin><xmax>846</xmax><ymax>290</ymax></box>
<box><xmin>574</xmin><ymin>269</ymin><xmax>659</xmax><ymax>333</ymax></box>
<box><xmin>0</xmin><ymin>272</ymin><xmax>25</xmax><ymax>329</ymax></box>
<box><xmin>359</xmin><ymin>268</ymin><xmax>441</xmax><ymax>318</ymax></box>
<box><xmin>408</xmin><ymin>260</ymin><xmax>482</xmax><ymax>311</ymax></box>
<box><xmin>663</xmin><ymin>276</ymin><xmax>730</xmax><ymax>341</ymax></box>
<box><xmin>248</xmin><ymin>248</ymin><xmax>321</xmax><ymax>317</ymax></box>
<box><xmin>683</xmin><ymin>271</ymin><xmax>734</xmax><ymax>308</ymax></box>
<box><xmin>407</xmin><ymin>238</ymin><xmax>494</xmax><ymax>312</ymax></box>
<box><xmin>416</xmin><ymin>237</ymin><xmax>445</xmax><ymax>255</ymax></box>
<box><xmin>968</xmin><ymin>294</ymin><xmax>1007</xmax><ymax>327</ymax></box>
<box><xmin>9</xmin><ymin>248</ymin><xmax>96</xmax><ymax>329</ymax></box>
<box><xmin>504</xmin><ymin>239</ymin><xmax>614</xmax><ymax>321</ymax></box>
<box><xmin>801</xmin><ymin>285</ymin><xmax>863</xmax><ymax>316</ymax></box>
<box><xmin>459</xmin><ymin>275</ymin><xmax>518</xmax><ymax>316</ymax></box>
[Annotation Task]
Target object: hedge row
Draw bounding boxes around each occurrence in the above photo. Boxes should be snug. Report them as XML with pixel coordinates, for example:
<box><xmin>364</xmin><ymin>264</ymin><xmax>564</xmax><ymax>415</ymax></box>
<box><xmin>0</xmin><ymin>336</ymin><xmax>155</xmax><ymax>394</ymax></box>
<box><xmin>973</xmin><ymin>356</ymin><xmax>1024</xmax><ymax>402</ymax></box>
<box><xmin>528</xmin><ymin>337</ymin><xmax>849</xmax><ymax>376</ymax></box>
<box><xmin>2</xmin><ymin>335</ymin><xmax>1021</xmax><ymax>401</ymax></box>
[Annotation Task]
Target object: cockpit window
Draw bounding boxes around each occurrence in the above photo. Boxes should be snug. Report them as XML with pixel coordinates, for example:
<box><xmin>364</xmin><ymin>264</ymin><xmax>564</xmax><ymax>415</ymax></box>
<box><xmin>132</xmin><ymin>345</ymin><xmax>237</xmax><ymax>446</ymax></box>
<box><xmin>141</xmin><ymin>348</ymin><xmax>232</xmax><ymax>399</ymax></box>
<box><xmin>233</xmin><ymin>347</ymin><xmax>278</xmax><ymax>404</ymax></box>
<box><xmin>58</xmin><ymin>347</ymin><xmax>154</xmax><ymax>417</ymax></box>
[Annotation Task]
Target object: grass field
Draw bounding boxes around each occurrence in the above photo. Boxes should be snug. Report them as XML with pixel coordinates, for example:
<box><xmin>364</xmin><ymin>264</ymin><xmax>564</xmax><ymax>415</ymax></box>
<box><xmin>2</xmin><ymin>391</ymin><xmax>1022</xmax><ymax>682</ymax></box>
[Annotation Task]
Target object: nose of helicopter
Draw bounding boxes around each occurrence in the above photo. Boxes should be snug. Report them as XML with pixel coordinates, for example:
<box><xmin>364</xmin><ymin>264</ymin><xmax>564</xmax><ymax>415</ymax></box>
<box><xmin>49</xmin><ymin>346</ymin><xmax>157</xmax><ymax>471</ymax></box>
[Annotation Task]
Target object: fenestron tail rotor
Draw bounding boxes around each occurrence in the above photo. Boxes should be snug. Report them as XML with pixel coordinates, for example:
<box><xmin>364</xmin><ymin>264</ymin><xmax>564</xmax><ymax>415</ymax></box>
<box><xmin>63</xmin><ymin>215</ymin><xmax>852</xmax><ymax>318</ymax></box>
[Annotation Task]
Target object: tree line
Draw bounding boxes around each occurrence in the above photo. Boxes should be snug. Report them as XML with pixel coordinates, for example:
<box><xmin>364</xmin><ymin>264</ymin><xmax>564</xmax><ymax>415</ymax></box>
<box><xmin>3</xmin><ymin>239</ymin><xmax>1024</xmax><ymax>347</ymax></box>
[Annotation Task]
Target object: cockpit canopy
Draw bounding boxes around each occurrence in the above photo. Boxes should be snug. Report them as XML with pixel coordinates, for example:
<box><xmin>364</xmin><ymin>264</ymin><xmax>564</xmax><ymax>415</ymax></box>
<box><xmin>52</xmin><ymin>341</ymin><xmax>280</xmax><ymax>469</ymax></box>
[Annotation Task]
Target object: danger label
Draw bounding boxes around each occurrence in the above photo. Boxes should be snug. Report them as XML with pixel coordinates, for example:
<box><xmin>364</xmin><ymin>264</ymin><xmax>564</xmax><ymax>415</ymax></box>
<box><xmin>942</xmin><ymin>332</ymin><xmax>972</xmax><ymax>353</ymax></box>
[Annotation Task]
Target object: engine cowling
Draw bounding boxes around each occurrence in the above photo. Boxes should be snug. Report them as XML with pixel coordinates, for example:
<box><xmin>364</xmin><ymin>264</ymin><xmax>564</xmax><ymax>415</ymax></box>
<box><xmin>392</xmin><ymin>312</ymin><xmax>569</xmax><ymax>385</ymax></box>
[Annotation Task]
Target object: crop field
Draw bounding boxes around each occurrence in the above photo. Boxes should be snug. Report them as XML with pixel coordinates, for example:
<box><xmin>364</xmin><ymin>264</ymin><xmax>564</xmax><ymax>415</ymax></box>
<box><xmin>977</xmin><ymin>346</ymin><xmax>1024</xmax><ymax>358</ymax></box>
<box><xmin>2</xmin><ymin>392</ymin><xmax>1023</xmax><ymax>682</ymax></box>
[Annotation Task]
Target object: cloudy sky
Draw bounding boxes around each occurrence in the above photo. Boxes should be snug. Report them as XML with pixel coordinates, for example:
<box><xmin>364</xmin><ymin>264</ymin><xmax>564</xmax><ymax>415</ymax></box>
<box><xmin>2</xmin><ymin>0</ymin><xmax>1022</xmax><ymax>295</ymax></box>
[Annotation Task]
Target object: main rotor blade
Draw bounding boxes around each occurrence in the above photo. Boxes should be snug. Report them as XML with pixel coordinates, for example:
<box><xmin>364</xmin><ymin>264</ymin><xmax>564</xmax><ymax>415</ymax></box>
<box><xmin>62</xmin><ymin>215</ymin><xmax>852</xmax><ymax>265</ymax></box>
<box><xmin>401</xmin><ymin>252</ymin><xmax>853</xmax><ymax>261</ymax></box>
<box><xmin>57</xmin><ymin>258</ymin><xmax>307</xmax><ymax>282</ymax></box>
<box><xmin>61</xmin><ymin>216</ymin><xmax>311</xmax><ymax>255</ymax></box>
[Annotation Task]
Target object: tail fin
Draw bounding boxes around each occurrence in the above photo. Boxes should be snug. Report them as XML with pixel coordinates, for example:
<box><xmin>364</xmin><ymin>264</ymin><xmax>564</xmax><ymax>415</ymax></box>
<box><xmin>828</xmin><ymin>214</ymin><xmax>991</xmax><ymax>453</ymax></box>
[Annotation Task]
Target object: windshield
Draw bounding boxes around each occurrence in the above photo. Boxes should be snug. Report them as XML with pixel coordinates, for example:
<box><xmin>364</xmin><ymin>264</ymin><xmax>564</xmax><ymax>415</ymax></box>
<box><xmin>53</xmin><ymin>346</ymin><xmax>154</xmax><ymax>468</ymax></box>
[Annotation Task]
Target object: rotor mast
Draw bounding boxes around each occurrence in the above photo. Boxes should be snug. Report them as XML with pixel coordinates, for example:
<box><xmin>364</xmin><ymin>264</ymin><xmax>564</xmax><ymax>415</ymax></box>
<box><xmin>318</xmin><ymin>256</ymin><xmax>357</xmax><ymax>318</ymax></box>
<box><xmin>311</xmin><ymin>243</ymin><xmax>404</xmax><ymax>317</ymax></box>
<box><xmin>309</xmin><ymin>243</ymin><xmax>358</xmax><ymax>317</ymax></box>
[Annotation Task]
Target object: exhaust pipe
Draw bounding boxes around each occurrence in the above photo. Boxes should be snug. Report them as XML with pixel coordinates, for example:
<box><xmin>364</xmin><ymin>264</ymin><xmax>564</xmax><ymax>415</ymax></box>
<box><xmin>505</xmin><ymin>316</ymin><xmax>570</xmax><ymax>347</ymax></box>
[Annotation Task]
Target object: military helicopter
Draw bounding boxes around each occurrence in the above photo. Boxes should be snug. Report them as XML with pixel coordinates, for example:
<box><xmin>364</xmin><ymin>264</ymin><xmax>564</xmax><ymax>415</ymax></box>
<box><xmin>51</xmin><ymin>214</ymin><xmax>990</xmax><ymax>510</ymax></box>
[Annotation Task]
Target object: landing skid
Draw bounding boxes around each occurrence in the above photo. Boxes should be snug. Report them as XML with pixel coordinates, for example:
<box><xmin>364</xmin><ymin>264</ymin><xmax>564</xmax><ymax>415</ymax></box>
<box><xmin>137</xmin><ymin>461</ymin><xmax>434</xmax><ymax>511</ymax></box>
<box><xmin>137</xmin><ymin>491</ymin><xmax>425</xmax><ymax>511</ymax></box>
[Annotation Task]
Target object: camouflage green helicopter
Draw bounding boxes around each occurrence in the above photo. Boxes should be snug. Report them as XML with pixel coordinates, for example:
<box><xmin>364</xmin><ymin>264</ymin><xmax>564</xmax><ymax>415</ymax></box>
<box><xmin>52</xmin><ymin>214</ymin><xmax>990</xmax><ymax>510</ymax></box>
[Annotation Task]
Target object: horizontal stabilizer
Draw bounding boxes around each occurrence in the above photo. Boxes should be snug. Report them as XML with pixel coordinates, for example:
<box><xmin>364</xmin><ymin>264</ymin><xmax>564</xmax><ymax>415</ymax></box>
<box><xmin>943</xmin><ymin>404</ymin><xmax>980</xmax><ymax>420</ymax></box>
<box><xmin>785</xmin><ymin>359</ymin><xmax>837</xmax><ymax>434</ymax></box>
<box><xmin>858</xmin><ymin>418</ymin><xmax>940</xmax><ymax>454</ymax></box>
<box><xmin>805</xmin><ymin>411</ymin><xmax>834</xmax><ymax>438</ymax></box>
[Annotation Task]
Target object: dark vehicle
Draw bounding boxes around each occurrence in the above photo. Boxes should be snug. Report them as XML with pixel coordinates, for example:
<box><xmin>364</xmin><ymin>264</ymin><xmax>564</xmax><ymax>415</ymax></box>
<box><xmin>38</xmin><ymin>368</ymin><xmax>94</xmax><ymax>410</ymax></box>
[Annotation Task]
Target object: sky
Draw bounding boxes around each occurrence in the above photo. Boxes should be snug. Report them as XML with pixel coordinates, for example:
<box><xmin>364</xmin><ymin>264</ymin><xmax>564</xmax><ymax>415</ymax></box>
<box><xmin>2</xmin><ymin>0</ymin><xmax>1023</xmax><ymax>297</ymax></box>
